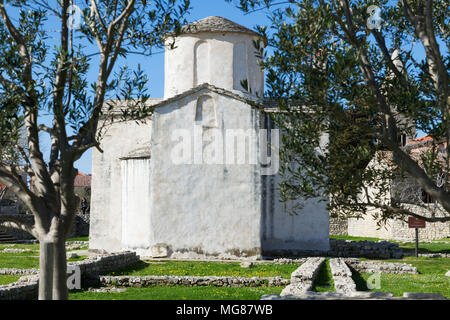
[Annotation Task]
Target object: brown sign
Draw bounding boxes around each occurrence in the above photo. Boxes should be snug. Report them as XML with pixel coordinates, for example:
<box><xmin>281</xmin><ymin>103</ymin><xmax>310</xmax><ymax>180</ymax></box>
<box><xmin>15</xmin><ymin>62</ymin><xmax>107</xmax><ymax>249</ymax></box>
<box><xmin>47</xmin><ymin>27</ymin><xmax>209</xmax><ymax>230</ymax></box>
<box><xmin>408</xmin><ymin>217</ymin><xmax>426</xmax><ymax>228</ymax></box>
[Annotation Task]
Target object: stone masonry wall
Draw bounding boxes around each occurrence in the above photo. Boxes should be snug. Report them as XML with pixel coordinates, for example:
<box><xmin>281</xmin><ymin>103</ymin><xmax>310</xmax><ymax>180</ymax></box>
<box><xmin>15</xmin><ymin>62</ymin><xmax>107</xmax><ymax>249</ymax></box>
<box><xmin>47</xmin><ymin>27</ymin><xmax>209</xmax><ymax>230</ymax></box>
<box><xmin>389</xmin><ymin>205</ymin><xmax>450</xmax><ymax>241</ymax></box>
<box><xmin>329</xmin><ymin>239</ymin><xmax>403</xmax><ymax>259</ymax></box>
<box><xmin>332</xmin><ymin>211</ymin><xmax>450</xmax><ymax>241</ymax></box>
<box><xmin>329</xmin><ymin>217</ymin><xmax>348</xmax><ymax>236</ymax></box>
<box><xmin>344</xmin><ymin>258</ymin><xmax>418</xmax><ymax>274</ymax></box>
<box><xmin>99</xmin><ymin>275</ymin><xmax>289</xmax><ymax>288</ymax></box>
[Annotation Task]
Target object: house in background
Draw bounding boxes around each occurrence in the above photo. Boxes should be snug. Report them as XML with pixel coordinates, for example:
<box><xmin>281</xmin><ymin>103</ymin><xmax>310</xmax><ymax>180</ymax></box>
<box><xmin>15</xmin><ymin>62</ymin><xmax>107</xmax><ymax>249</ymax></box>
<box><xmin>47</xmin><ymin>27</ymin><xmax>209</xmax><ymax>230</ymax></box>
<box><xmin>331</xmin><ymin>135</ymin><xmax>450</xmax><ymax>241</ymax></box>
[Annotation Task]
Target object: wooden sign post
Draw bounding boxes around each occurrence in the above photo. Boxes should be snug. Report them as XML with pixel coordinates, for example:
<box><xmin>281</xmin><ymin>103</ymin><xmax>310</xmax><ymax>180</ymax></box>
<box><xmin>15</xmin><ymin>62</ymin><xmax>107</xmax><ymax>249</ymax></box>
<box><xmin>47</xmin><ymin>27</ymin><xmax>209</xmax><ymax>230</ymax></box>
<box><xmin>408</xmin><ymin>217</ymin><xmax>426</xmax><ymax>257</ymax></box>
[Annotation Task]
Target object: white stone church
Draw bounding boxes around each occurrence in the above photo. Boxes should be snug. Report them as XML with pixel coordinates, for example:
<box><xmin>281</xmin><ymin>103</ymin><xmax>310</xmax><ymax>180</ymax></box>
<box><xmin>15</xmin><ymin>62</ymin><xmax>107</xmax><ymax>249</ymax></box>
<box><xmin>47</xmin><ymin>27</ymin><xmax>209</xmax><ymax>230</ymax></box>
<box><xmin>90</xmin><ymin>16</ymin><xmax>329</xmax><ymax>259</ymax></box>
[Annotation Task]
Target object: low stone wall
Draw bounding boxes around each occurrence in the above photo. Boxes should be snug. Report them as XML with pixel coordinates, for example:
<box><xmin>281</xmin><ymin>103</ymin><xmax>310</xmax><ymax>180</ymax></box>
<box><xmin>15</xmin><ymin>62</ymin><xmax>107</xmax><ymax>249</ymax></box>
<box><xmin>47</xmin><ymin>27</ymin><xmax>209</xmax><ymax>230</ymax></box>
<box><xmin>0</xmin><ymin>268</ymin><xmax>38</xmax><ymax>275</ymax></box>
<box><xmin>66</xmin><ymin>241</ymin><xmax>89</xmax><ymax>251</ymax></box>
<box><xmin>98</xmin><ymin>275</ymin><xmax>289</xmax><ymax>288</ymax></box>
<box><xmin>344</xmin><ymin>258</ymin><xmax>418</xmax><ymax>274</ymax></box>
<box><xmin>0</xmin><ymin>248</ymin><xmax>33</xmax><ymax>253</ymax></box>
<box><xmin>272</xmin><ymin>258</ymin><xmax>307</xmax><ymax>265</ymax></box>
<box><xmin>0</xmin><ymin>251</ymin><xmax>139</xmax><ymax>300</ymax></box>
<box><xmin>266</xmin><ymin>240</ymin><xmax>403</xmax><ymax>260</ymax></box>
<box><xmin>329</xmin><ymin>218</ymin><xmax>348</xmax><ymax>236</ymax></box>
<box><xmin>329</xmin><ymin>239</ymin><xmax>403</xmax><ymax>259</ymax></box>
<box><xmin>280</xmin><ymin>257</ymin><xmax>325</xmax><ymax>296</ymax></box>
<box><xmin>0</xmin><ymin>281</ymin><xmax>38</xmax><ymax>300</ymax></box>
<box><xmin>70</xmin><ymin>252</ymin><xmax>140</xmax><ymax>276</ymax></box>
<box><xmin>390</xmin><ymin>211</ymin><xmax>450</xmax><ymax>241</ymax></box>
<box><xmin>346</xmin><ymin>206</ymin><xmax>450</xmax><ymax>241</ymax></box>
<box><xmin>329</xmin><ymin>258</ymin><xmax>356</xmax><ymax>293</ymax></box>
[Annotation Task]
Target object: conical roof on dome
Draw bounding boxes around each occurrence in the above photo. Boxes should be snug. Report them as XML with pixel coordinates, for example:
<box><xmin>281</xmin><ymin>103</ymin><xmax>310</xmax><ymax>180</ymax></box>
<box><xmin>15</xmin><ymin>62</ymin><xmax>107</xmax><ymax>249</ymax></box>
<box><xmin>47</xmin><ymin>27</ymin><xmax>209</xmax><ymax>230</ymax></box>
<box><xmin>177</xmin><ymin>16</ymin><xmax>260</xmax><ymax>37</ymax></box>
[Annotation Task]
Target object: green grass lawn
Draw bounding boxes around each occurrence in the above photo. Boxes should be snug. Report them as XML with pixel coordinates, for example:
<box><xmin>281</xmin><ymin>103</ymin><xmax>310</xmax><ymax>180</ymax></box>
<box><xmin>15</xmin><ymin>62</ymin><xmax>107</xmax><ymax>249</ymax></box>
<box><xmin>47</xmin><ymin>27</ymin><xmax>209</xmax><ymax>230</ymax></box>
<box><xmin>70</xmin><ymin>285</ymin><xmax>284</xmax><ymax>300</ymax></box>
<box><xmin>0</xmin><ymin>254</ymin><xmax>39</xmax><ymax>269</ymax></box>
<box><xmin>67</xmin><ymin>236</ymin><xmax>89</xmax><ymax>242</ymax></box>
<box><xmin>354</xmin><ymin>273</ymin><xmax>450</xmax><ymax>298</ymax></box>
<box><xmin>381</xmin><ymin>257</ymin><xmax>450</xmax><ymax>274</ymax></box>
<box><xmin>331</xmin><ymin>235</ymin><xmax>450</xmax><ymax>254</ymax></box>
<box><xmin>331</xmin><ymin>235</ymin><xmax>450</xmax><ymax>243</ymax></box>
<box><xmin>330</xmin><ymin>235</ymin><xmax>383</xmax><ymax>242</ymax></box>
<box><xmin>397</xmin><ymin>242</ymin><xmax>450</xmax><ymax>254</ymax></box>
<box><xmin>69</xmin><ymin>246</ymin><xmax>89</xmax><ymax>251</ymax></box>
<box><xmin>0</xmin><ymin>243</ymin><xmax>40</xmax><ymax>251</ymax></box>
<box><xmin>0</xmin><ymin>250</ymin><xmax>38</xmax><ymax>256</ymax></box>
<box><xmin>0</xmin><ymin>275</ymin><xmax>21</xmax><ymax>285</ymax></box>
<box><xmin>353</xmin><ymin>252</ymin><xmax>450</xmax><ymax>298</ymax></box>
<box><xmin>68</xmin><ymin>255</ymin><xmax>88</xmax><ymax>262</ymax></box>
<box><xmin>311</xmin><ymin>259</ymin><xmax>335</xmax><ymax>292</ymax></box>
<box><xmin>109</xmin><ymin>260</ymin><xmax>299</xmax><ymax>279</ymax></box>
<box><xmin>0</xmin><ymin>253</ymin><xmax>88</xmax><ymax>269</ymax></box>
<box><xmin>332</xmin><ymin>236</ymin><xmax>450</xmax><ymax>297</ymax></box>
<box><xmin>434</xmin><ymin>237</ymin><xmax>450</xmax><ymax>242</ymax></box>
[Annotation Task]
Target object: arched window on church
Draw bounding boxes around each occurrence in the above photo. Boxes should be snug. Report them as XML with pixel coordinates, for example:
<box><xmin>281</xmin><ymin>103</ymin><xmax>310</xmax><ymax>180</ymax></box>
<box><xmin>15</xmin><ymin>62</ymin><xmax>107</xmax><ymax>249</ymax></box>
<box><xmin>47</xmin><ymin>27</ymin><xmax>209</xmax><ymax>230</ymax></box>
<box><xmin>194</xmin><ymin>41</ymin><xmax>210</xmax><ymax>86</ymax></box>
<box><xmin>195</xmin><ymin>95</ymin><xmax>216</xmax><ymax>128</ymax></box>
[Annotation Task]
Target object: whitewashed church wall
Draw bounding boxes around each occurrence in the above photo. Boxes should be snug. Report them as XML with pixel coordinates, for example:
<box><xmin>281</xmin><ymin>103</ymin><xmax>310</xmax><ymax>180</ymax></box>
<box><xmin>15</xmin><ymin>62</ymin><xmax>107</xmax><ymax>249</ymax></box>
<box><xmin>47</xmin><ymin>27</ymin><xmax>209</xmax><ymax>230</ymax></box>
<box><xmin>261</xmin><ymin>118</ymin><xmax>330</xmax><ymax>253</ymax></box>
<box><xmin>262</xmin><ymin>188</ymin><xmax>330</xmax><ymax>253</ymax></box>
<box><xmin>148</xmin><ymin>90</ymin><xmax>263</xmax><ymax>258</ymax></box>
<box><xmin>90</xmin><ymin>120</ymin><xmax>152</xmax><ymax>252</ymax></box>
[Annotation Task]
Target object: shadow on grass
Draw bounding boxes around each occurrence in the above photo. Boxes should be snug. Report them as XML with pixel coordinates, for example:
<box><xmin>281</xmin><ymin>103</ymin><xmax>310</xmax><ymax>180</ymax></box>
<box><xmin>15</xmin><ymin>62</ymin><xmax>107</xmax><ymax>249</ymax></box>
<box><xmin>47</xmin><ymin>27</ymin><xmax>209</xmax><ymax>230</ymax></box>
<box><xmin>350</xmin><ymin>267</ymin><xmax>369</xmax><ymax>292</ymax></box>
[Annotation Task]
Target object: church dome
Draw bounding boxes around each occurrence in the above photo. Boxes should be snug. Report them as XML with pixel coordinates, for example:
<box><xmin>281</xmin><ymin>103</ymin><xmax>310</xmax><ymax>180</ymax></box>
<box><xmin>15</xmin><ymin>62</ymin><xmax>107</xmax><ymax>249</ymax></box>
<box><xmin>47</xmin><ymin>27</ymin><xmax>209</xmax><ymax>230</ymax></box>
<box><xmin>164</xmin><ymin>16</ymin><xmax>265</xmax><ymax>99</ymax></box>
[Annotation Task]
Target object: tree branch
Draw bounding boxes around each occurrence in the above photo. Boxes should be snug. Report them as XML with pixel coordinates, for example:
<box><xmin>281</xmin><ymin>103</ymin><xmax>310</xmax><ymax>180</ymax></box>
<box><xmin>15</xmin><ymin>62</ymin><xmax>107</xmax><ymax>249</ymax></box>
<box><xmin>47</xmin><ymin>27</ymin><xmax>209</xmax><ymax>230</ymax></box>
<box><xmin>0</xmin><ymin>216</ymin><xmax>37</xmax><ymax>238</ymax></box>
<box><xmin>363</xmin><ymin>202</ymin><xmax>450</xmax><ymax>223</ymax></box>
<box><xmin>89</xmin><ymin>0</ymin><xmax>107</xmax><ymax>30</ymax></box>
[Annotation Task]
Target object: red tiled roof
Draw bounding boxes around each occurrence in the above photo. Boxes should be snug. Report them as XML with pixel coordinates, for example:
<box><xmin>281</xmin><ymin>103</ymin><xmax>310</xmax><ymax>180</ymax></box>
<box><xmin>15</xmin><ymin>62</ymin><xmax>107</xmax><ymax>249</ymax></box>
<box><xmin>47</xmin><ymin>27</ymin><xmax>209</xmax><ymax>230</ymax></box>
<box><xmin>74</xmin><ymin>172</ymin><xmax>91</xmax><ymax>187</ymax></box>
<box><xmin>407</xmin><ymin>135</ymin><xmax>433</xmax><ymax>145</ymax></box>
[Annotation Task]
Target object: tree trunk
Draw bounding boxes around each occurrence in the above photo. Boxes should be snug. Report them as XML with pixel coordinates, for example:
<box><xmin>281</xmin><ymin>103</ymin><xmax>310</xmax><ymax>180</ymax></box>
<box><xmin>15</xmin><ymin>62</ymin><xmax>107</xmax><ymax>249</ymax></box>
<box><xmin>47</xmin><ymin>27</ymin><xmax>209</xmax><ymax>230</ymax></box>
<box><xmin>38</xmin><ymin>241</ymin><xmax>54</xmax><ymax>300</ymax></box>
<box><xmin>52</xmin><ymin>240</ymin><xmax>69</xmax><ymax>300</ymax></box>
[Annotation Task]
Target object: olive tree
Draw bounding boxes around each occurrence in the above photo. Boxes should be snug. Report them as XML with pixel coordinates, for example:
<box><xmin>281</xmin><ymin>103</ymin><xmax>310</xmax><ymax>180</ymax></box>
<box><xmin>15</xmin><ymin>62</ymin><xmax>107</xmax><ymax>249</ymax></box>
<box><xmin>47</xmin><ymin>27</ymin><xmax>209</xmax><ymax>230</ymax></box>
<box><xmin>229</xmin><ymin>0</ymin><xmax>449</xmax><ymax>223</ymax></box>
<box><xmin>0</xmin><ymin>0</ymin><xmax>190</xmax><ymax>300</ymax></box>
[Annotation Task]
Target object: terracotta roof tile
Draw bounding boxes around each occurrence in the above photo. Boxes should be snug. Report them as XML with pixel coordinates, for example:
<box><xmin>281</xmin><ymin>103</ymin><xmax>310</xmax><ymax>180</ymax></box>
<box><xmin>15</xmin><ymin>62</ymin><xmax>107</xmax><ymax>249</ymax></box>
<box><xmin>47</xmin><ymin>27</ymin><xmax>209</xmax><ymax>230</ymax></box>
<box><xmin>74</xmin><ymin>172</ymin><xmax>91</xmax><ymax>187</ymax></box>
<box><xmin>407</xmin><ymin>135</ymin><xmax>433</xmax><ymax>145</ymax></box>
